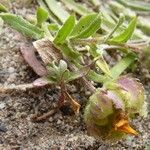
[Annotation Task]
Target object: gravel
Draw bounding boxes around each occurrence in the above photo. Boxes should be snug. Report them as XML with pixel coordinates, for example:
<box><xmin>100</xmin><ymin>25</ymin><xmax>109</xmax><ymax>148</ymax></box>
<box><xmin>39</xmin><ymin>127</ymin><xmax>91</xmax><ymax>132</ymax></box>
<box><xmin>0</xmin><ymin>1</ymin><xmax>149</xmax><ymax>150</ymax></box>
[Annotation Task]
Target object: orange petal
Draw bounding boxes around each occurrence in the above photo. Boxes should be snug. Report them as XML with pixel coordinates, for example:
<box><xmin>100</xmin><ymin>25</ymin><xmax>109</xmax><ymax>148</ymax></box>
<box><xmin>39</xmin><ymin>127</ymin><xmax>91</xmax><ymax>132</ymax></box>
<box><xmin>115</xmin><ymin>119</ymin><xmax>138</xmax><ymax>135</ymax></box>
<box><xmin>115</xmin><ymin>119</ymin><xmax>128</xmax><ymax>128</ymax></box>
<box><xmin>119</xmin><ymin>124</ymin><xmax>138</xmax><ymax>135</ymax></box>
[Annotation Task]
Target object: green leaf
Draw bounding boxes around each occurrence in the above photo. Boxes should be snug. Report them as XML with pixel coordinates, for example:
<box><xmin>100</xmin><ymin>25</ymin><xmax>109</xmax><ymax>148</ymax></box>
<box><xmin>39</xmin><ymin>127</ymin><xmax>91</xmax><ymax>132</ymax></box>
<box><xmin>0</xmin><ymin>3</ymin><xmax>8</xmax><ymax>12</ymax></box>
<box><xmin>47</xmin><ymin>60</ymin><xmax>70</xmax><ymax>84</ymax></box>
<box><xmin>109</xmin><ymin>17</ymin><xmax>137</xmax><ymax>43</ymax></box>
<box><xmin>37</xmin><ymin>0</ymin><xmax>60</xmax><ymax>23</ymax></box>
<box><xmin>110</xmin><ymin>53</ymin><xmax>136</xmax><ymax>78</ymax></box>
<box><xmin>56</xmin><ymin>43</ymin><xmax>80</xmax><ymax>61</ymax></box>
<box><xmin>117</xmin><ymin>0</ymin><xmax>150</xmax><ymax>12</ymax></box>
<box><xmin>62</xmin><ymin>0</ymin><xmax>91</xmax><ymax>16</ymax></box>
<box><xmin>44</xmin><ymin>0</ymin><xmax>69</xmax><ymax>23</ymax></box>
<box><xmin>71</xmin><ymin>13</ymin><xmax>101</xmax><ymax>39</ymax></box>
<box><xmin>96</xmin><ymin>57</ymin><xmax>111</xmax><ymax>76</ymax></box>
<box><xmin>145</xmin><ymin>144</ymin><xmax>150</xmax><ymax>150</ymax></box>
<box><xmin>41</xmin><ymin>22</ymin><xmax>53</xmax><ymax>41</ymax></box>
<box><xmin>0</xmin><ymin>13</ymin><xmax>44</xmax><ymax>39</ymax></box>
<box><xmin>104</xmin><ymin>14</ymin><xmax>125</xmax><ymax>42</ymax></box>
<box><xmin>48</xmin><ymin>23</ymin><xmax>59</xmax><ymax>32</ymax></box>
<box><xmin>36</xmin><ymin>7</ymin><xmax>48</xmax><ymax>27</ymax></box>
<box><xmin>87</xmin><ymin>70</ymin><xmax>105</xmax><ymax>83</ymax></box>
<box><xmin>67</xmin><ymin>65</ymin><xmax>90</xmax><ymax>82</ymax></box>
<box><xmin>89</xmin><ymin>44</ymin><xmax>111</xmax><ymax>76</ymax></box>
<box><xmin>71</xmin><ymin>13</ymin><xmax>97</xmax><ymax>37</ymax></box>
<box><xmin>54</xmin><ymin>15</ymin><xmax>75</xmax><ymax>44</ymax></box>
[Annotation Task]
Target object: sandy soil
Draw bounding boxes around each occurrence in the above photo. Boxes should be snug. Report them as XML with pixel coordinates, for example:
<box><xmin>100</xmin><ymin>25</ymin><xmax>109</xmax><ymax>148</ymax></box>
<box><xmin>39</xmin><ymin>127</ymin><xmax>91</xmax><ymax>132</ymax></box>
<box><xmin>0</xmin><ymin>1</ymin><xmax>150</xmax><ymax>150</ymax></box>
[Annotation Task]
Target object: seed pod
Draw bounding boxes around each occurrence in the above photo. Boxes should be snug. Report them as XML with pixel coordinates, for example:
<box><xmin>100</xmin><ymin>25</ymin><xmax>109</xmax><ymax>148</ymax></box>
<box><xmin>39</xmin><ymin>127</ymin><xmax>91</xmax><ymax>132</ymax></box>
<box><xmin>84</xmin><ymin>76</ymin><xmax>146</xmax><ymax>141</ymax></box>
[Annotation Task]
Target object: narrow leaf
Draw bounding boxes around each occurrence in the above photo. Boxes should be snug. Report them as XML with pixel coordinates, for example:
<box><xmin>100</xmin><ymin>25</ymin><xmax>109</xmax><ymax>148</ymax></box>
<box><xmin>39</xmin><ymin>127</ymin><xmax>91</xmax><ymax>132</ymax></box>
<box><xmin>54</xmin><ymin>15</ymin><xmax>75</xmax><ymax>44</ymax></box>
<box><xmin>110</xmin><ymin>53</ymin><xmax>136</xmax><ymax>78</ymax></box>
<box><xmin>37</xmin><ymin>0</ymin><xmax>60</xmax><ymax>23</ymax></box>
<box><xmin>70</xmin><ymin>13</ymin><xmax>98</xmax><ymax>37</ymax></box>
<box><xmin>0</xmin><ymin>3</ymin><xmax>8</xmax><ymax>12</ymax></box>
<box><xmin>96</xmin><ymin>57</ymin><xmax>111</xmax><ymax>76</ymax></box>
<box><xmin>117</xmin><ymin>0</ymin><xmax>150</xmax><ymax>12</ymax></box>
<box><xmin>36</xmin><ymin>7</ymin><xmax>49</xmax><ymax>27</ymax></box>
<box><xmin>0</xmin><ymin>13</ymin><xmax>44</xmax><ymax>39</ymax></box>
<box><xmin>62</xmin><ymin>0</ymin><xmax>91</xmax><ymax>16</ymax></box>
<box><xmin>110</xmin><ymin>17</ymin><xmax>137</xmax><ymax>43</ymax></box>
<box><xmin>44</xmin><ymin>0</ymin><xmax>69</xmax><ymax>23</ymax></box>
<box><xmin>72</xmin><ymin>13</ymin><xmax>101</xmax><ymax>39</ymax></box>
<box><xmin>104</xmin><ymin>14</ymin><xmax>125</xmax><ymax>42</ymax></box>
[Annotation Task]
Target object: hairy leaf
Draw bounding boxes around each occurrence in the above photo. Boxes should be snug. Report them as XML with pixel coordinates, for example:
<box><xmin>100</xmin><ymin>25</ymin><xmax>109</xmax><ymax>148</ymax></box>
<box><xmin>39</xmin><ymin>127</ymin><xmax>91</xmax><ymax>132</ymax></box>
<box><xmin>117</xmin><ymin>0</ymin><xmax>150</xmax><ymax>12</ymax></box>
<box><xmin>54</xmin><ymin>15</ymin><xmax>75</xmax><ymax>44</ymax></box>
<box><xmin>0</xmin><ymin>13</ymin><xmax>44</xmax><ymax>39</ymax></box>
<box><xmin>37</xmin><ymin>0</ymin><xmax>60</xmax><ymax>23</ymax></box>
<box><xmin>44</xmin><ymin>0</ymin><xmax>69</xmax><ymax>23</ymax></box>
<box><xmin>109</xmin><ymin>17</ymin><xmax>137</xmax><ymax>43</ymax></box>
<box><xmin>71</xmin><ymin>13</ymin><xmax>101</xmax><ymax>39</ymax></box>
<box><xmin>104</xmin><ymin>14</ymin><xmax>125</xmax><ymax>42</ymax></box>
<box><xmin>62</xmin><ymin>0</ymin><xmax>91</xmax><ymax>16</ymax></box>
<box><xmin>70</xmin><ymin>13</ymin><xmax>97</xmax><ymax>37</ymax></box>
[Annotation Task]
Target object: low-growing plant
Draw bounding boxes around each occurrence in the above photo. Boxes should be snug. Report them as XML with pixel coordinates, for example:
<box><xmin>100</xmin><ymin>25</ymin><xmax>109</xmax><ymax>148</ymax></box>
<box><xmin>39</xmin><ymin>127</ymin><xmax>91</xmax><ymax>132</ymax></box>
<box><xmin>0</xmin><ymin>0</ymin><xmax>148</xmax><ymax>142</ymax></box>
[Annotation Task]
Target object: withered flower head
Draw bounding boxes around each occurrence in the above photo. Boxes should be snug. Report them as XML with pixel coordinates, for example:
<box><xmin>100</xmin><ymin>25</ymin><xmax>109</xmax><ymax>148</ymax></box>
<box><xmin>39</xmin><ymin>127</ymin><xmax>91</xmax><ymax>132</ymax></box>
<box><xmin>84</xmin><ymin>76</ymin><xmax>146</xmax><ymax>141</ymax></box>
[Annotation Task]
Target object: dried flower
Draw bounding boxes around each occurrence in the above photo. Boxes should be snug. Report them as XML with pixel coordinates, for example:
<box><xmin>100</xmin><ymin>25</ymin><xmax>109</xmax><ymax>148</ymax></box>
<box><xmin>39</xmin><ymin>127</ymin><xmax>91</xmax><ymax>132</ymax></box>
<box><xmin>84</xmin><ymin>76</ymin><xmax>146</xmax><ymax>141</ymax></box>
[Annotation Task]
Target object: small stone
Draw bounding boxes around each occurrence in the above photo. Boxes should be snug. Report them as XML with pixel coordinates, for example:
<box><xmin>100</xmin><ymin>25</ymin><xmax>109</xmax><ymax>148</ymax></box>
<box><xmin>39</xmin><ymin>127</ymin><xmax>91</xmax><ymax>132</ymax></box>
<box><xmin>85</xmin><ymin>91</ymin><xmax>91</xmax><ymax>96</ymax></box>
<box><xmin>20</xmin><ymin>112</ymin><xmax>27</xmax><ymax>118</ymax></box>
<box><xmin>0</xmin><ymin>124</ymin><xmax>7</xmax><ymax>133</ymax></box>
<box><xmin>8</xmin><ymin>67</ymin><xmax>15</xmax><ymax>73</ymax></box>
<box><xmin>57</xmin><ymin>119</ymin><xmax>62</xmax><ymax>125</ymax></box>
<box><xmin>49</xmin><ymin>117</ymin><xmax>53</xmax><ymax>122</ymax></box>
<box><xmin>0</xmin><ymin>102</ymin><xmax>5</xmax><ymax>109</ymax></box>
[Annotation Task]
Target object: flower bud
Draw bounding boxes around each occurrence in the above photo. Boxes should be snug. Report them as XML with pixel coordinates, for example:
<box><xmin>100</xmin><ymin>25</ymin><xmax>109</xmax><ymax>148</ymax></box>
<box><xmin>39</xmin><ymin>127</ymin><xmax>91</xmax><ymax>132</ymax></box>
<box><xmin>84</xmin><ymin>76</ymin><xmax>146</xmax><ymax>141</ymax></box>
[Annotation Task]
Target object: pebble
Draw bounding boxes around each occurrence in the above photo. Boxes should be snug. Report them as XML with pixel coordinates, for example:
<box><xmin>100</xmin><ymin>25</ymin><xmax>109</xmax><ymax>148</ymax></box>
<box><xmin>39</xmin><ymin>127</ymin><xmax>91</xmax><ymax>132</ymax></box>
<box><xmin>0</xmin><ymin>124</ymin><xmax>7</xmax><ymax>133</ymax></box>
<box><xmin>49</xmin><ymin>117</ymin><xmax>53</xmax><ymax>122</ymax></box>
<box><xmin>57</xmin><ymin>119</ymin><xmax>62</xmax><ymax>125</ymax></box>
<box><xmin>85</xmin><ymin>91</ymin><xmax>91</xmax><ymax>96</ymax></box>
<box><xmin>8</xmin><ymin>67</ymin><xmax>15</xmax><ymax>73</ymax></box>
<box><xmin>0</xmin><ymin>102</ymin><xmax>6</xmax><ymax>109</ymax></box>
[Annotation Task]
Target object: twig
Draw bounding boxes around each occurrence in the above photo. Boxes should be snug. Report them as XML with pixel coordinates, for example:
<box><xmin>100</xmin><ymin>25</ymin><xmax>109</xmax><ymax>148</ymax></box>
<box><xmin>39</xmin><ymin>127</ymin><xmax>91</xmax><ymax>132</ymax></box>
<box><xmin>0</xmin><ymin>83</ymin><xmax>34</xmax><ymax>93</ymax></box>
<box><xmin>31</xmin><ymin>108</ymin><xmax>58</xmax><ymax>122</ymax></box>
